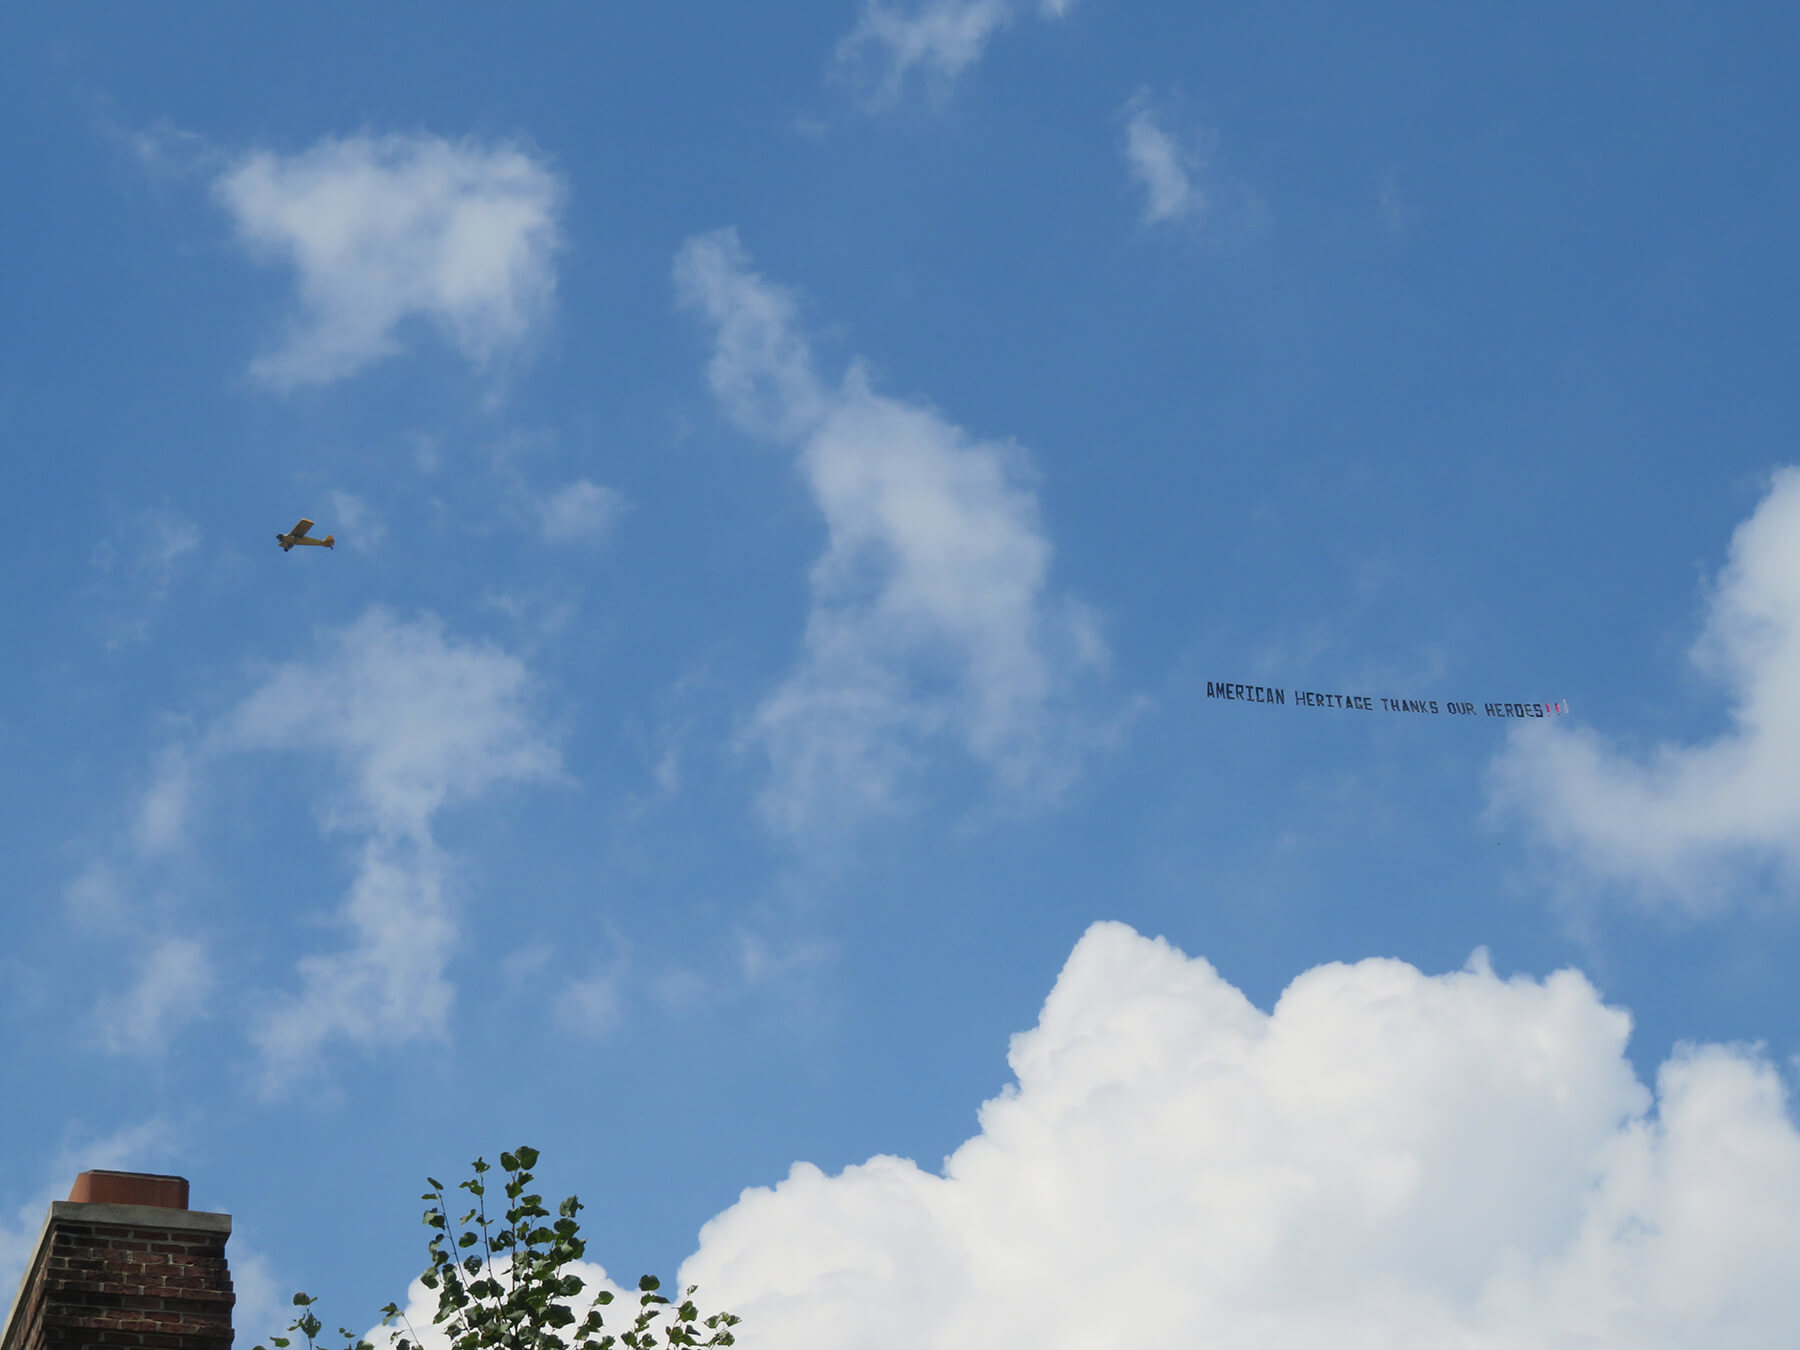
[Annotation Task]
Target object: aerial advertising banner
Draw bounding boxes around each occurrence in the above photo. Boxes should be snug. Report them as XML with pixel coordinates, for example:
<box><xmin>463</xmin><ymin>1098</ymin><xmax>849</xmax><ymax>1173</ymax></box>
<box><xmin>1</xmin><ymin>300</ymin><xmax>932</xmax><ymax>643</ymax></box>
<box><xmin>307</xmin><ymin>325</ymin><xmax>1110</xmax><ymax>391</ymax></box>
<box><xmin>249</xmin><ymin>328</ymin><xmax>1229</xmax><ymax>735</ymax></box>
<box><xmin>1205</xmin><ymin>682</ymin><xmax>1568</xmax><ymax>719</ymax></box>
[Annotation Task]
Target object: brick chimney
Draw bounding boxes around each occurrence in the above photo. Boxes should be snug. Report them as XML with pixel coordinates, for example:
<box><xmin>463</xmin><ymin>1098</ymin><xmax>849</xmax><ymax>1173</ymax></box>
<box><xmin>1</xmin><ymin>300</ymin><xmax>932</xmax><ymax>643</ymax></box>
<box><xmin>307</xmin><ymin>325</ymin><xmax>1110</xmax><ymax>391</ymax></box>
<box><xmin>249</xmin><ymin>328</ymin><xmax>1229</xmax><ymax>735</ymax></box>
<box><xmin>1</xmin><ymin>1171</ymin><xmax>234</xmax><ymax>1350</ymax></box>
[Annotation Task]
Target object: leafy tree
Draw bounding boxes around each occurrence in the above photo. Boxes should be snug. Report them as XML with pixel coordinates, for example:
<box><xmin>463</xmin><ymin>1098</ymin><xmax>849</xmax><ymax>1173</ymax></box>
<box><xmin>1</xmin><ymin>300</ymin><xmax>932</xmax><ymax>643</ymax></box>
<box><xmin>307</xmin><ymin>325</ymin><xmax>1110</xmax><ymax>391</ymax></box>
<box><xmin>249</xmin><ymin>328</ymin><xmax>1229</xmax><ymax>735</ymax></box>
<box><xmin>254</xmin><ymin>1146</ymin><xmax>740</xmax><ymax>1350</ymax></box>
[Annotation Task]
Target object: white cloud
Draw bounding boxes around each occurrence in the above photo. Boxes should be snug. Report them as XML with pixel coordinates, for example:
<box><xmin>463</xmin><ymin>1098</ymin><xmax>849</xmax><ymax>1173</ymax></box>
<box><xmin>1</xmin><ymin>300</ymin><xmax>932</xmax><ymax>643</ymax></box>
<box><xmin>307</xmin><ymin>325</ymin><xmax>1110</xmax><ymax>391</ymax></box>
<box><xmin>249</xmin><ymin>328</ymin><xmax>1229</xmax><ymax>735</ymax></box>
<box><xmin>220</xmin><ymin>608</ymin><xmax>559</xmax><ymax>837</ymax></box>
<box><xmin>832</xmin><ymin>0</ymin><xmax>1074</xmax><ymax>107</ymax></box>
<box><xmin>119</xmin><ymin>117</ymin><xmax>215</xmax><ymax>183</ymax></box>
<box><xmin>1121</xmin><ymin>93</ymin><xmax>1268</xmax><ymax>243</ymax></box>
<box><xmin>225</xmin><ymin>1244</ymin><xmax>293</xmax><ymax>1350</ymax></box>
<box><xmin>673</xmin><ymin>233</ymin><xmax>824</xmax><ymax>441</ymax></box>
<box><xmin>328</xmin><ymin>489</ymin><xmax>386</xmax><ymax>553</ymax></box>
<box><xmin>76</xmin><ymin>608</ymin><xmax>555</xmax><ymax>1074</ymax></box>
<box><xmin>675</xmin><ymin>230</ymin><xmax>1106</xmax><ymax>834</ymax></box>
<box><xmin>207</xmin><ymin>607</ymin><xmax>560</xmax><ymax>1090</ymax></box>
<box><xmin>1124</xmin><ymin>104</ymin><xmax>1205</xmax><ymax>225</ymax></box>
<box><xmin>556</xmin><ymin>971</ymin><xmax>624</xmax><ymax>1038</ymax></box>
<box><xmin>63</xmin><ymin>860</ymin><xmax>127</xmax><ymax>929</ymax></box>
<box><xmin>87</xmin><ymin>509</ymin><xmax>203</xmax><ymax>648</ymax></box>
<box><xmin>215</xmin><ymin>132</ymin><xmax>562</xmax><ymax>389</ymax></box>
<box><xmin>65</xmin><ymin>740</ymin><xmax>213</xmax><ymax>1059</ymax></box>
<box><xmin>540</xmin><ymin>479</ymin><xmax>626</xmax><ymax>545</ymax></box>
<box><xmin>356</xmin><ymin>1260</ymin><xmax>697</xmax><ymax>1350</ymax></box>
<box><xmin>131</xmin><ymin>744</ymin><xmax>194</xmax><ymax>855</ymax></box>
<box><xmin>93</xmin><ymin>936</ymin><xmax>214</xmax><ymax>1055</ymax></box>
<box><xmin>681</xmin><ymin>922</ymin><xmax>1800</xmax><ymax>1349</ymax></box>
<box><xmin>1492</xmin><ymin>468</ymin><xmax>1800</xmax><ymax>909</ymax></box>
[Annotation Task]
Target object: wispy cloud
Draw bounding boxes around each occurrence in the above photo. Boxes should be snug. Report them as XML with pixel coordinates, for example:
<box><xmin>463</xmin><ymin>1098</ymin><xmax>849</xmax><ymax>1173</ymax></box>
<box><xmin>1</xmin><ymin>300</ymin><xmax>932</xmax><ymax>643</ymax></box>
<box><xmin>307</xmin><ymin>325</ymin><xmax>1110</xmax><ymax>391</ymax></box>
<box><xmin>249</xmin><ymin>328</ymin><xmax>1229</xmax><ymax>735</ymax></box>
<box><xmin>215</xmin><ymin>133</ymin><xmax>562</xmax><ymax>389</ymax></box>
<box><xmin>1121</xmin><ymin>92</ymin><xmax>1267</xmax><ymax>241</ymax></box>
<box><xmin>208</xmin><ymin>607</ymin><xmax>561</xmax><ymax>1092</ymax></box>
<box><xmin>328</xmin><ymin>490</ymin><xmax>386</xmax><ymax>553</ymax></box>
<box><xmin>676</xmin><ymin>229</ymin><xmax>1109</xmax><ymax>835</ymax></box>
<box><xmin>86</xmin><ymin>508</ymin><xmax>202</xmax><ymax>649</ymax></box>
<box><xmin>93</xmin><ymin>937</ymin><xmax>215</xmax><ymax>1056</ymax></box>
<box><xmin>1493</xmin><ymin>468</ymin><xmax>1800</xmax><ymax>910</ymax></box>
<box><xmin>539</xmin><ymin>479</ymin><xmax>627</xmax><ymax>546</ymax></box>
<box><xmin>832</xmin><ymin>0</ymin><xmax>1076</xmax><ymax>108</ymax></box>
<box><xmin>0</xmin><ymin>1119</ymin><xmax>179</xmax><ymax>1305</ymax></box>
<box><xmin>64</xmin><ymin>738</ymin><xmax>213</xmax><ymax>1058</ymax></box>
<box><xmin>555</xmin><ymin>969</ymin><xmax>624</xmax><ymax>1039</ymax></box>
<box><xmin>682</xmin><ymin>922</ymin><xmax>1800</xmax><ymax>1347</ymax></box>
<box><xmin>77</xmin><ymin>608</ymin><xmax>561</xmax><ymax>1085</ymax></box>
<box><xmin>1124</xmin><ymin>105</ymin><xmax>1204</xmax><ymax>225</ymax></box>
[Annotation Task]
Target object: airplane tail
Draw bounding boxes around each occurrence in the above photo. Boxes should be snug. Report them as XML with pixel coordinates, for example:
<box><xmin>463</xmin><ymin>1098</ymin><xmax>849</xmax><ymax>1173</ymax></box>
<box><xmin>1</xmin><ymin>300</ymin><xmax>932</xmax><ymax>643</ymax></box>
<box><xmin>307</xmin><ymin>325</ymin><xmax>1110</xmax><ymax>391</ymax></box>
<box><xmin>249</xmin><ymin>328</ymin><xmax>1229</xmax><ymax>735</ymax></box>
<box><xmin>323</xmin><ymin>535</ymin><xmax>335</xmax><ymax>548</ymax></box>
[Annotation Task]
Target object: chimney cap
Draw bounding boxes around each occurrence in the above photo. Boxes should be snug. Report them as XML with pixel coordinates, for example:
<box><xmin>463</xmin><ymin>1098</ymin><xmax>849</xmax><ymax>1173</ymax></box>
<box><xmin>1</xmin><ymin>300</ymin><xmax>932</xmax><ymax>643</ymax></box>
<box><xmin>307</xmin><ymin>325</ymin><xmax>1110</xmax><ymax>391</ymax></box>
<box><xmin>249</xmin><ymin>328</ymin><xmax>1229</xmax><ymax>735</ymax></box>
<box><xmin>67</xmin><ymin>1171</ymin><xmax>190</xmax><ymax>1210</ymax></box>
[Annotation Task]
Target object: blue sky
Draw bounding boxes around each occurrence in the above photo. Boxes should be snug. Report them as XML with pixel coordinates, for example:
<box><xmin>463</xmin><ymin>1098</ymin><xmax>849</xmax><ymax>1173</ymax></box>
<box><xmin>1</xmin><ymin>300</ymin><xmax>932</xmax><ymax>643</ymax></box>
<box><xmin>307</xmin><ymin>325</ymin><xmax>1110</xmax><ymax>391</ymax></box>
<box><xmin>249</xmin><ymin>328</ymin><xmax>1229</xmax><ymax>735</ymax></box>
<box><xmin>5</xmin><ymin>4</ymin><xmax>1800</xmax><ymax>1345</ymax></box>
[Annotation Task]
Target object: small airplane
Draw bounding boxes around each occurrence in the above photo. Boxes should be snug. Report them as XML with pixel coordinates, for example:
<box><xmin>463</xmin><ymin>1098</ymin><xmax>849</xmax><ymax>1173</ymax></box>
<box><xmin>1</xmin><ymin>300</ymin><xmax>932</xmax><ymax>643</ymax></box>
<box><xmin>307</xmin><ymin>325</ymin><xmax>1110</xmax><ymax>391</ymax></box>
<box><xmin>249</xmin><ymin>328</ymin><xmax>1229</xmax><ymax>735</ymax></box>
<box><xmin>276</xmin><ymin>518</ymin><xmax>335</xmax><ymax>551</ymax></box>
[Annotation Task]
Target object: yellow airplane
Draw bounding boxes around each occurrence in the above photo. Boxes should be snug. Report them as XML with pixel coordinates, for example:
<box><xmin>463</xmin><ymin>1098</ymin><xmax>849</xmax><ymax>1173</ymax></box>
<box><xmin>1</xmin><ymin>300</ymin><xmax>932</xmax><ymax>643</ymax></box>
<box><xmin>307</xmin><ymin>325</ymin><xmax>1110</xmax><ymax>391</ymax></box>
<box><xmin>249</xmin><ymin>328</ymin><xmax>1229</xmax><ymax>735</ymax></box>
<box><xmin>276</xmin><ymin>518</ymin><xmax>335</xmax><ymax>551</ymax></box>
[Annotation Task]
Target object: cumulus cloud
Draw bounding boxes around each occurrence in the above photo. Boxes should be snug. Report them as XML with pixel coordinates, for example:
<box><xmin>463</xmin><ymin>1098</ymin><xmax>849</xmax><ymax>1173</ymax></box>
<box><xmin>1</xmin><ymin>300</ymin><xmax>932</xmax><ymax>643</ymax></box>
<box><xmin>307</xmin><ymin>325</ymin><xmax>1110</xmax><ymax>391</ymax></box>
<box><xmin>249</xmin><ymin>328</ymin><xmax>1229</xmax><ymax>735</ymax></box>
<box><xmin>680</xmin><ymin>921</ymin><xmax>1800</xmax><ymax>1349</ymax></box>
<box><xmin>540</xmin><ymin>479</ymin><xmax>626</xmax><ymax>545</ymax></box>
<box><xmin>833</xmin><ymin>0</ymin><xmax>1075</xmax><ymax>107</ymax></box>
<box><xmin>209</xmin><ymin>607</ymin><xmax>560</xmax><ymax>1090</ymax></box>
<box><xmin>215</xmin><ymin>132</ymin><xmax>562</xmax><ymax>388</ymax></box>
<box><xmin>1492</xmin><ymin>468</ymin><xmax>1800</xmax><ymax>908</ymax></box>
<box><xmin>674</xmin><ymin>229</ymin><xmax>1107</xmax><ymax>834</ymax></box>
<box><xmin>354</xmin><ymin>1260</ymin><xmax>701</xmax><ymax>1350</ymax></box>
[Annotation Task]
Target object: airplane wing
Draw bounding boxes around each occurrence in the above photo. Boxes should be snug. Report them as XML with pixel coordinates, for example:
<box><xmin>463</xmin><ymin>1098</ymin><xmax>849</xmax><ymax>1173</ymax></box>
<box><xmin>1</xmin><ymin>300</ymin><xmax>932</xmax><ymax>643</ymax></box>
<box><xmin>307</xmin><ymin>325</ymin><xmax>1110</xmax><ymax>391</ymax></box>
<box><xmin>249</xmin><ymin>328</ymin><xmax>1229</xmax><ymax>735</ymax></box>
<box><xmin>290</xmin><ymin>519</ymin><xmax>315</xmax><ymax>538</ymax></box>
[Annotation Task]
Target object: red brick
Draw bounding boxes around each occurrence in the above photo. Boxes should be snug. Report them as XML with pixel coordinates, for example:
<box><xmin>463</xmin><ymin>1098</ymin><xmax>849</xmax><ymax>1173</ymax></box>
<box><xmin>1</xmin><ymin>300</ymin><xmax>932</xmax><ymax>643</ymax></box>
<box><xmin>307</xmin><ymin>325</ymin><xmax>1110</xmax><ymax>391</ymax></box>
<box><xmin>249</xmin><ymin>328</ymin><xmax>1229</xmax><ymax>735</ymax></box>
<box><xmin>3</xmin><ymin>1180</ymin><xmax>234</xmax><ymax>1350</ymax></box>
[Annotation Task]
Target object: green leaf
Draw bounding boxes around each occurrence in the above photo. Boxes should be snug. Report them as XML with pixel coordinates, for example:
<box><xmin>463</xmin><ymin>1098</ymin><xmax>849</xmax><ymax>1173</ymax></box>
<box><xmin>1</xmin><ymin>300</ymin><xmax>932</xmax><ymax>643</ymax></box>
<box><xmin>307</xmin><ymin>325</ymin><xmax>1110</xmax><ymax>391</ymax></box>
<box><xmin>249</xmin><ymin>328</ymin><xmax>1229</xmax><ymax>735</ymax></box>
<box><xmin>516</xmin><ymin>1146</ymin><xmax>540</xmax><ymax>1169</ymax></box>
<box><xmin>499</xmin><ymin>1151</ymin><xmax>519</xmax><ymax>1171</ymax></box>
<box><xmin>638</xmin><ymin>1275</ymin><xmax>661</xmax><ymax>1293</ymax></box>
<box><xmin>427</xmin><ymin>1178</ymin><xmax>444</xmax><ymax>1191</ymax></box>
